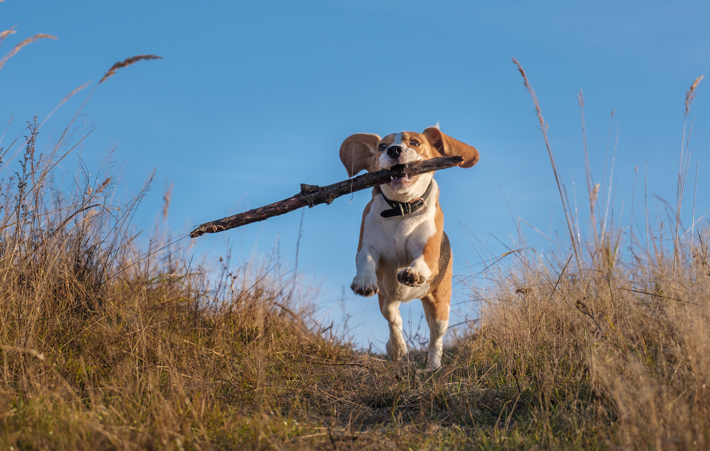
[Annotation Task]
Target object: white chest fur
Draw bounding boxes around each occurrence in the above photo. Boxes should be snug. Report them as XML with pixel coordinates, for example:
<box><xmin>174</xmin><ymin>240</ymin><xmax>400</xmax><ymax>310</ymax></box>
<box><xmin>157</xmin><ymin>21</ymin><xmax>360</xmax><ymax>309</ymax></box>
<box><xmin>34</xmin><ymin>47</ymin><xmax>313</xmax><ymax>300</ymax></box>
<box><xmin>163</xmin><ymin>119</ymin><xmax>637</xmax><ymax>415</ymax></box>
<box><xmin>358</xmin><ymin>180</ymin><xmax>440</xmax><ymax>301</ymax></box>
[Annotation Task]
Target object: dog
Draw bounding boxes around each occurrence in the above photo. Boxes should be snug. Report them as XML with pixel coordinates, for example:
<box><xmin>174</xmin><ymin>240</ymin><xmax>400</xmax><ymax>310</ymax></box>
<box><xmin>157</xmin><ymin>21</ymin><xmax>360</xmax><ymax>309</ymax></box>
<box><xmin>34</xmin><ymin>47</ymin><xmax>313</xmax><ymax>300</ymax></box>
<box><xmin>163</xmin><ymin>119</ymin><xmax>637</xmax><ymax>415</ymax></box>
<box><xmin>339</xmin><ymin>127</ymin><xmax>479</xmax><ymax>369</ymax></box>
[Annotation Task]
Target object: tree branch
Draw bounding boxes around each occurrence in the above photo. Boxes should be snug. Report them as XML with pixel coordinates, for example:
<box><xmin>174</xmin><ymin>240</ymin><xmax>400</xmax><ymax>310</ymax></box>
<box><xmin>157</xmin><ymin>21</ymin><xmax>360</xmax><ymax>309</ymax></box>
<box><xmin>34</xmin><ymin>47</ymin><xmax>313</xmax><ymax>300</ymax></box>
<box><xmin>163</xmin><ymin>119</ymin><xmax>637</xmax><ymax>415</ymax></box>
<box><xmin>190</xmin><ymin>156</ymin><xmax>463</xmax><ymax>238</ymax></box>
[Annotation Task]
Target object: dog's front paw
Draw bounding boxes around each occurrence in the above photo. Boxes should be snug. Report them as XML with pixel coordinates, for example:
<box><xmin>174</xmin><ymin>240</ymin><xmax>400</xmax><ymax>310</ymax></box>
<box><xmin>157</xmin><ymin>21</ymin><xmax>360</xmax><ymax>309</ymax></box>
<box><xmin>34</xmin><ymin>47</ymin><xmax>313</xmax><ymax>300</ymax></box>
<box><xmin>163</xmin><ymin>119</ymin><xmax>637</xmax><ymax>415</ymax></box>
<box><xmin>397</xmin><ymin>267</ymin><xmax>426</xmax><ymax>287</ymax></box>
<box><xmin>351</xmin><ymin>275</ymin><xmax>379</xmax><ymax>297</ymax></box>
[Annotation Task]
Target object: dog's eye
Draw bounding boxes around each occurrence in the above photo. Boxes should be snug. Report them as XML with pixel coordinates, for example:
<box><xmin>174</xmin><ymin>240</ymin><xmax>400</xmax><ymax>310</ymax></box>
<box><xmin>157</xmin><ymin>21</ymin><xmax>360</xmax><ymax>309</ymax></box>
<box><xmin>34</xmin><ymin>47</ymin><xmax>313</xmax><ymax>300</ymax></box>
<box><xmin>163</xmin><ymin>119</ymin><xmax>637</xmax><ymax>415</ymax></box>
<box><xmin>409</xmin><ymin>139</ymin><xmax>420</xmax><ymax>147</ymax></box>
<box><xmin>378</xmin><ymin>144</ymin><xmax>387</xmax><ymax>152</ymax></box>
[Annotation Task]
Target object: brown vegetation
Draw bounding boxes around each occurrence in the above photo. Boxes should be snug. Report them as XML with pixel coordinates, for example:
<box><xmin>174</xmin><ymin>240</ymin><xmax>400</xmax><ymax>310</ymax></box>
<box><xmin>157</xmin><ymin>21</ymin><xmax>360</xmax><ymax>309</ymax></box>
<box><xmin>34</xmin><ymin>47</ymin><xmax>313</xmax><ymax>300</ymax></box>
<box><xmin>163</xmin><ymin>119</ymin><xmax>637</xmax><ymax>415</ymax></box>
<box><xmin>98</xmin><ymin>55</ymin><xmax>163</xmax><ymax>85</ymax></box>
<box><xmin>0</xmin><ymin>33</ymin><xmax>57</xmax><ymax>71</ymax></box>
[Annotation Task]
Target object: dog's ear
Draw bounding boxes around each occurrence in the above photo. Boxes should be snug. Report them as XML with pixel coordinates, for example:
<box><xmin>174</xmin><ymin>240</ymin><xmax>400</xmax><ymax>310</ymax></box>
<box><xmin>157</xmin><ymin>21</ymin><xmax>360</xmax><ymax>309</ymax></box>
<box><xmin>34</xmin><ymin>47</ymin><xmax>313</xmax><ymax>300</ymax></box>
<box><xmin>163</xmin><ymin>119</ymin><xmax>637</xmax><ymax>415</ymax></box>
<box><xmin>422</xmin><ymin>127</ymin><xmax>479</xmax><ymax>168</ymax></box>
<box><xmin>340</xmin><ymin>133</ymin><xmax>381</xmax><ymax>177</ymax></box>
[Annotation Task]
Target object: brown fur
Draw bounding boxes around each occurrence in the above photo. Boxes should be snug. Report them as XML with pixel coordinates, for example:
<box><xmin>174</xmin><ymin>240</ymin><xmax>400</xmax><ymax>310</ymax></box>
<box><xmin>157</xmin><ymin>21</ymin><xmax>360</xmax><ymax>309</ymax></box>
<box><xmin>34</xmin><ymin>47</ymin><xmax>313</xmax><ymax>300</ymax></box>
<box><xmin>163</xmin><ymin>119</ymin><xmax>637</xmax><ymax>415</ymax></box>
<box><xmin>339</xmin><ymin>133</ymin><xmax>380</xmax><ymax>177</ymax></box>
<box><xmin>376</xmin><ymin>130</ymin><xmax>479</xmax><ymax>169</ymax></box>
<box><xmin>422</xmin><ymin>268</ymin><xmax>451</xmax><ymax>321</ymax></box>
<box><xmin>421</xmin><ymin>203</ymin><xmax>446</xmax><ymax>287</ymax></box>
<box><xmin>357</xmin><ymin>197</ymin><xmax>373</xmax><ymax>252</ymax></box>
<box><xmin>422</xmin><ymin>128</ymin><xmax>480</xmax><ymax>168</ymax></box>
<box><xmin>422</xmin><ymin>212</ymin><xmax>452</xmax><ymax>322</ymax></box>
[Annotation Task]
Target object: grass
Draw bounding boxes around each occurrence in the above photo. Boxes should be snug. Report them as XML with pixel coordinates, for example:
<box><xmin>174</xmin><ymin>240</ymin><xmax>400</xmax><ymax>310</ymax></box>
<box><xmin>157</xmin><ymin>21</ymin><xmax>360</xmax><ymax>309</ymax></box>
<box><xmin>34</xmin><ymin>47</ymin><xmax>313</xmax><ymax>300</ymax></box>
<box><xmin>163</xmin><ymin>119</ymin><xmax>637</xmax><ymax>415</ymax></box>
<box><xmin>1</xmin><ymin>25</ymin><xmax>710</xmax><ymax>451</ymax></box>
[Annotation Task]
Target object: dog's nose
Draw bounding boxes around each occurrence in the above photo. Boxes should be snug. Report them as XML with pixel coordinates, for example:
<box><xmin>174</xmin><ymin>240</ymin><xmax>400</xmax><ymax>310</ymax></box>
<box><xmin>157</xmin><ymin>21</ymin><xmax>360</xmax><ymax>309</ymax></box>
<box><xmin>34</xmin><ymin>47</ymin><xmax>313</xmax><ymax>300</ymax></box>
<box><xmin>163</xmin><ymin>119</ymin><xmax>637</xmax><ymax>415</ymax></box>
<box><xmin>387</xmin><ymin>145</ymin><xmax>403</xmax><ymax>159</ymax></box>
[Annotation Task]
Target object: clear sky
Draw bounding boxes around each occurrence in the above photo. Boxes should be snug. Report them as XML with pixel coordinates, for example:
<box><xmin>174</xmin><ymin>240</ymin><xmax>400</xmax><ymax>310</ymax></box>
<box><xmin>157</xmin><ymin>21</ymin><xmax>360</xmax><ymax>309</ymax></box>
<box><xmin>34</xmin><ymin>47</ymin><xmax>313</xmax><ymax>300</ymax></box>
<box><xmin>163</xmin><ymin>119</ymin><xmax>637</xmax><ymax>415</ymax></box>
<box><xmin>2</xmin><ymin>0</ymin><xmax>709</xmax><ymax>349</ymax></box>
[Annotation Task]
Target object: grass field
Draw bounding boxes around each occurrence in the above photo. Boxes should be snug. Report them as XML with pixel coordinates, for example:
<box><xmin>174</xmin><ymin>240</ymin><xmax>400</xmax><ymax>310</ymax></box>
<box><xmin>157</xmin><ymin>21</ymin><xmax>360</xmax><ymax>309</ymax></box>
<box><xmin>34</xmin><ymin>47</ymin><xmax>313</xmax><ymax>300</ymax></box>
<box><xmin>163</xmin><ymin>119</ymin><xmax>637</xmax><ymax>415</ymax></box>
<box><xmin>2</xmin><ymin>27</ymin><xmax>710</xmax><ymax>451</ymax></box>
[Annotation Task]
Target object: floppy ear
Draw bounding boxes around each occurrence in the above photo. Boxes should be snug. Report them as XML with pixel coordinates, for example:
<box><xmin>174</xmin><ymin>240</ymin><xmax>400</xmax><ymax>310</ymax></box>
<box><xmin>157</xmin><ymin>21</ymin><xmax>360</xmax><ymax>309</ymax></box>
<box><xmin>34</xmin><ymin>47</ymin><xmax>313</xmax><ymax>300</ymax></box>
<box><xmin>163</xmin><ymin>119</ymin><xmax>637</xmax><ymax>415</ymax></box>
<box><xmin>339</xmin><ymin>133</ymin><xmax>381</xmax><ymax>177</ymax></box>
<box><xmin>422</xmin><ymin>127</ymin><xmax>480</xmax><ymax>168</ymax></box>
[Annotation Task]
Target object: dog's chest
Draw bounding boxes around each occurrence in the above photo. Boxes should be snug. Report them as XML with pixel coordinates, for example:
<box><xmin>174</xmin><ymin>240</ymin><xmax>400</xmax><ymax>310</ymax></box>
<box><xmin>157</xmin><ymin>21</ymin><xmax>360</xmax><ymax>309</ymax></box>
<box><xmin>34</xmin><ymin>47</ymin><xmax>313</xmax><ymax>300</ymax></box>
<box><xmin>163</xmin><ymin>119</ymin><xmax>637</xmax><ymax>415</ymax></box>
<box><xmin>375</xmin><ymin>216</ymin><xmax>421</xmax><ymax>263</ymax></box>
<box><xmin>365</xmin><ymin>196</ymin><xmax>438</xmax><ymax>300</ymax></box>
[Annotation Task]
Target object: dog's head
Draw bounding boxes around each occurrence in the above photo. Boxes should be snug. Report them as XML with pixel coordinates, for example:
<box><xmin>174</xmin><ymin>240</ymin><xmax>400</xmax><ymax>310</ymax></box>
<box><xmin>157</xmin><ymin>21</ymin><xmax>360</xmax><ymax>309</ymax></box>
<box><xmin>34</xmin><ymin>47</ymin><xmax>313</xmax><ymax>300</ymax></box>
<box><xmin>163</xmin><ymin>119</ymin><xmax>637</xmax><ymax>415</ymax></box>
<box><xmin>340</xmin><ymin>127</ymin><xmax>479</xmax><ymax>197</ymax></box>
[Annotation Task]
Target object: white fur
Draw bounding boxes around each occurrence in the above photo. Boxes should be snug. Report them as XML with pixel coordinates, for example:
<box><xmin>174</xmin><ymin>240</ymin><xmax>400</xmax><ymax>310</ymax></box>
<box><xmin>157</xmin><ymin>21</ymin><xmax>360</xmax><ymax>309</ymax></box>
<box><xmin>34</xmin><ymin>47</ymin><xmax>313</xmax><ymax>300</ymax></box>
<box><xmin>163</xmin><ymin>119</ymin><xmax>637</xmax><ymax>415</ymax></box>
<box><xmin>378</xmin><ymin>141</ymin><xmax>431</xmax><ymax>203</ymax></box>
<box><xmin>352</xmin><ymin>179</ymin><xmax>445</xmax><ymax>367</ymax></box>
<box><xmin>356</xmin><ymin>181</ymin><xmax>439</xmax><ymax>300</ymax></box>
<box><xmin>426</xmin><ymin>314</ymin><xmax>448</xmax><ymax>370</ymax></box>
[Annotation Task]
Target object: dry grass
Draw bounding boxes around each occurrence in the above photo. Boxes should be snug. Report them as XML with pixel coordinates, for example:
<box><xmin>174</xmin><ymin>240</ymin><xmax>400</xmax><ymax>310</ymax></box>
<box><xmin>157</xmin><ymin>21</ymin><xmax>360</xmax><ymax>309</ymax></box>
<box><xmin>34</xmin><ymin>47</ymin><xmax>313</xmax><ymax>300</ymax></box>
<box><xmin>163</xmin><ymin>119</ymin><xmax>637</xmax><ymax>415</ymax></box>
<box><xmin>512</xmin><ymin>58</ymin><xmax>581</xmax><ymax>267</ymax></box>
<box><xmin>0</xmin><ymin>28</ymin><xmax>16</xmax><ymax>43</ymax></box>
<box><xmin>1</xmin><ymin>28</ymin><xmax>709</xmax><ymax>450</ymax></box>
<box><xmin>99</xmin><ymin>55</ymin><xmax>163</xmax><ymax>84</ymax></box>
<box><xmin>3</xmin><ymin>140</ymin><xmax>708</xmax><ymax>449</ymax></box>
<box><xmin>0</xmin><ymin>124</ymin><xmax>503</xmax><ymax>449</ymax></box>
<box><xmin>467</xmin><ymin>235</ymin><xmax>710</xmax><ymax>449</ymax></box>
<box><xmin>0</xmin><ymin>33</ymin><xmax>57</xmax><ymax>71</ymax></box>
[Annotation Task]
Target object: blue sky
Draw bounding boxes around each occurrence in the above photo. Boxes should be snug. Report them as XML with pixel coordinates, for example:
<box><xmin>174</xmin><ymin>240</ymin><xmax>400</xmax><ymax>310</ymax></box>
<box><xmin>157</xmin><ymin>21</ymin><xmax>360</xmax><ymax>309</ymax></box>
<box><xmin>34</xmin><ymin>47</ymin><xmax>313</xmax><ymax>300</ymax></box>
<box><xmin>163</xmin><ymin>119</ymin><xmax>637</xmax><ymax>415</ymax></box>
<box><xmin>2</xmin><ymin>0</ymin><xmax>709</xmax><ymax>349</ymax></box>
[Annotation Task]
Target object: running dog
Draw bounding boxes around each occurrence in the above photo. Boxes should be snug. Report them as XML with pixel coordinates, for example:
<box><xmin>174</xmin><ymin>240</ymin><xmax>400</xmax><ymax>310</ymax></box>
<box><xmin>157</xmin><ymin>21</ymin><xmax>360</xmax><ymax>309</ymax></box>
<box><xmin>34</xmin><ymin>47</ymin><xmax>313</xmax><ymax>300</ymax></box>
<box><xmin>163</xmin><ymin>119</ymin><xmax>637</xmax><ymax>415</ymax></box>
<box><xmin>340</xmin><ymin>127</ymin><xmax>479</xmax><ymax>369</ymax></box>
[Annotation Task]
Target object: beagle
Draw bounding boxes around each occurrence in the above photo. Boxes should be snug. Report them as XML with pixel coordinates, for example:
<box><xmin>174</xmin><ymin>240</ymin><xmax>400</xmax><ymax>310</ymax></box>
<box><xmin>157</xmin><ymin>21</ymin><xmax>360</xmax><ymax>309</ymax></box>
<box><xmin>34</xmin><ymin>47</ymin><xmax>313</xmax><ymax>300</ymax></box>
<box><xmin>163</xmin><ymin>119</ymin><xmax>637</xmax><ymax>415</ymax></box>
<box><xmin>340</xmin><ymin>127</ymin><xmax>479</xmax><ymax>369</ymax></box>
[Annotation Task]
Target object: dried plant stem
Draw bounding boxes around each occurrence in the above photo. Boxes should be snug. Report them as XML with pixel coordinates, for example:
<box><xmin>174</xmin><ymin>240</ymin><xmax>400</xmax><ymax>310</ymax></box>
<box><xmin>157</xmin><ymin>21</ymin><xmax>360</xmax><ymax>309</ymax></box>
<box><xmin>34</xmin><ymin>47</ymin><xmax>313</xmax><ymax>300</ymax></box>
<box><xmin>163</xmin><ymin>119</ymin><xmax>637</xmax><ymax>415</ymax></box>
<box><xmin>99</xmin><ymin>54</ymin><xmax>162</xmax><ymax>84</ymax></box>
<box><xmin>690</xmin><ymin>162</ymin><xmax>698</xmax><ymax>273</ymax></box>
<box><xmin>674</xmin><ymin>76</ymin><xmax>703</xmax><ymax>271</ymax></box>
<box><xmin>50</xmin><ymin>54</ymin><xmax>163</xmax><ymax>172</ymax></box>
<box><xmin>685</xmin><ymin>76</ymin><xmax>704</xmax><ymax>116</ymax></box>
<box><xmin>512</xmin><ymin>58</ymin><xmax>581</xmax><ymax>268</ymax></box>
<box><xmin>39</xmin><ymin>81</ymin><xmax>92</xmax><ymax>129</ymax></box>
<box><xmin>572</xmin><ymin>176</ymin><xmax>581</xmax><ymax>248</ymax></box>
<box><xmin>645</xmin><ymin>162</ymin><xmax>650</xmax><ymax>279</ymax></box>
<box><xmin>578</xmin><ymin>90</ymin><xmax>598</xmax><ymax>251</ymax></box>
<box><xmin>629</xmin><ymin>166</ymin><xmax>639</xmax><ymax>255</ymax></box>
<box><xmin>0</xmin><ymin>27</ymin><xmax>16</xmax><ymax>43</ymax></box>
<box><xmin>602</xmin><ymin>125</ymin><xmax>618</xmax><ymax>242</ymax></box>
<box><xmin>0</xmin><ymin>130</ymin><xmax>94</xmax><ymax>232</ymax></box>
<box><xmin>0</xmin><ymin>33</ymin><xmax>57</xmax><ymax>71</ymax></box>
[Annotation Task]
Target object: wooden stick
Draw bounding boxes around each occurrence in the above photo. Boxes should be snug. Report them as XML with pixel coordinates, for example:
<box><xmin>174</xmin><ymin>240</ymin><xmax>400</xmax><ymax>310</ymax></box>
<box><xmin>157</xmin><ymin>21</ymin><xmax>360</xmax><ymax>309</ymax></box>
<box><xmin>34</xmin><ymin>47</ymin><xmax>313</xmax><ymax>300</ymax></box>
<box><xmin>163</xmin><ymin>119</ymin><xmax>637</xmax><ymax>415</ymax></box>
<box><xmin>189</xmin><ymin>156</ymin><xmax>463</xmax><ymax>238</ymax></box>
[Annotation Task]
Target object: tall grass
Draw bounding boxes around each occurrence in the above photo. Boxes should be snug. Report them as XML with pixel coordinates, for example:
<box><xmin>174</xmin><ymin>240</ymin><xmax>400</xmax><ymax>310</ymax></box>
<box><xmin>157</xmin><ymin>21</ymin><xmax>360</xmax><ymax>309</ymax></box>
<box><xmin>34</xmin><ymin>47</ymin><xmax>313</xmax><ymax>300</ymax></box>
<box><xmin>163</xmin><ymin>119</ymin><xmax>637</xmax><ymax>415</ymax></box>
<box><xmin>464</xmin><ymin>61</ymin><xmax>710</xmax><ymax>449</ymax></box>
<box><xmin>1</xmin><ymin>23</ymin><xmax>709</xmax><ymax>450</ymax></box>
<box><xmin>0</xmin><ymin>118</ymin><xmax>328</xmax><ymax>449</ymax></box>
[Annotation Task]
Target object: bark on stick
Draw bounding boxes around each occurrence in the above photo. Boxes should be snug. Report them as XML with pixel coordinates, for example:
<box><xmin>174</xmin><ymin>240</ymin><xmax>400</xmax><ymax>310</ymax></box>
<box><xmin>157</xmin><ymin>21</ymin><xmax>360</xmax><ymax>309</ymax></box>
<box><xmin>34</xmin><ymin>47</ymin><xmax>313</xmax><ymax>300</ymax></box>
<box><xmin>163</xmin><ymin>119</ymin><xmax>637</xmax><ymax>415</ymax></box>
<box><xmin>189</xmin><ymin>156</ymin><xmax>463</xmax><ymax>238</ymax></box>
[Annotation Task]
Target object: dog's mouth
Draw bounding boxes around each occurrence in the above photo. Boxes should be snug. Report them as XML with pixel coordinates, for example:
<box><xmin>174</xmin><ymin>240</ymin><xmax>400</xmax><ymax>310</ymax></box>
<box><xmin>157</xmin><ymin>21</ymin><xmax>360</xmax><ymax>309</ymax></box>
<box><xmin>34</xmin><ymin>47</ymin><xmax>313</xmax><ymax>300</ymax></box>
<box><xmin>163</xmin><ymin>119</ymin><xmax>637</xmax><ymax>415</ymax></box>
<box><xmin>389</xmin><ymin>173</ymin><xmax>416</xmax><ymax>188</ymax></box>
<box><xmin>385</xmin><ymin>161</ymin><xmax>423</xmax><ymax>189</ymax></box>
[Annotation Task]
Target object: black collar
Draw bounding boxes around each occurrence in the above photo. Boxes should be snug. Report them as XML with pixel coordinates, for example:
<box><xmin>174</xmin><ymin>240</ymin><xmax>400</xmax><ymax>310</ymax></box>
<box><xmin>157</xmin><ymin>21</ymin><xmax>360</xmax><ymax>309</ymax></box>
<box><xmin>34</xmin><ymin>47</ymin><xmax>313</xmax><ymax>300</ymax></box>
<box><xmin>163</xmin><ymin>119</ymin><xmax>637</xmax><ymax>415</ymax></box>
<box><xmin>375</xmin><ymin>181</ymin><xmax>434</xmax><ymax>218</ymax></box>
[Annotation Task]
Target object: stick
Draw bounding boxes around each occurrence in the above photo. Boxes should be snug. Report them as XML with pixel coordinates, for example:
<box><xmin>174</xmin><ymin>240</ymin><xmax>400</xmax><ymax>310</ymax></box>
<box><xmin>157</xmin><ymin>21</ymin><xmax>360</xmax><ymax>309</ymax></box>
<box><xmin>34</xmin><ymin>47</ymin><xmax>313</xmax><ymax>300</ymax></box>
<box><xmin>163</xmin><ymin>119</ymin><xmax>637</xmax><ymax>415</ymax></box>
<box><xmin>190</xmin><ymin>156</ymin><xmax>463</xmax><ymax>238</ymax></box>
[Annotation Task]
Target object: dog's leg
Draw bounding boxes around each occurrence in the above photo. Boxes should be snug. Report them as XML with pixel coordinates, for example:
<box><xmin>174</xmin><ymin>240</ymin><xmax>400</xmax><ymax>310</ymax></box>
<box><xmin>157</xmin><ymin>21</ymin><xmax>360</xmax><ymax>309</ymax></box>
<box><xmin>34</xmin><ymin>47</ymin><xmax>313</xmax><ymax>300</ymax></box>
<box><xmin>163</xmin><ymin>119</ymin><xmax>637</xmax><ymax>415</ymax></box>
<box><xmin>421</xmin><ymin>256</ymin><xmax>452</xmax><ymax>370</ymax></box>
<box><xmin>352</xmin><ymin>201</ymin><xmax>379</xmax><ymax>297</ymax></box>
<box><xmin>421</xmin><ymin>294</ymin><xmax>449</xmax><ymax>370</ymax></box>
<box><xmin>379</xmin><ymin>295</ymin><xmax>407</xmax><ymax>361</ymax></box>
<box><xmin>351</xmin><ymin>246</ymin><xmax>379</xmax><ymax>297</ymax></box>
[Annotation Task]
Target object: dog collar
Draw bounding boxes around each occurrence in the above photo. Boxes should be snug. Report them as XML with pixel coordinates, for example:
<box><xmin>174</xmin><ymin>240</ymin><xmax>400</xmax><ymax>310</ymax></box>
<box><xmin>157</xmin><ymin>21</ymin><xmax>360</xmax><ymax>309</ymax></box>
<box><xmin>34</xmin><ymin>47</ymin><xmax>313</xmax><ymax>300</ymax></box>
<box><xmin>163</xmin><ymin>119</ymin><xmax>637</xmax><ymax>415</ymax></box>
<box><xmin>376</xmin><ymin>181</ymin><xmax>434</xmax><ymax>218</ymax></box>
